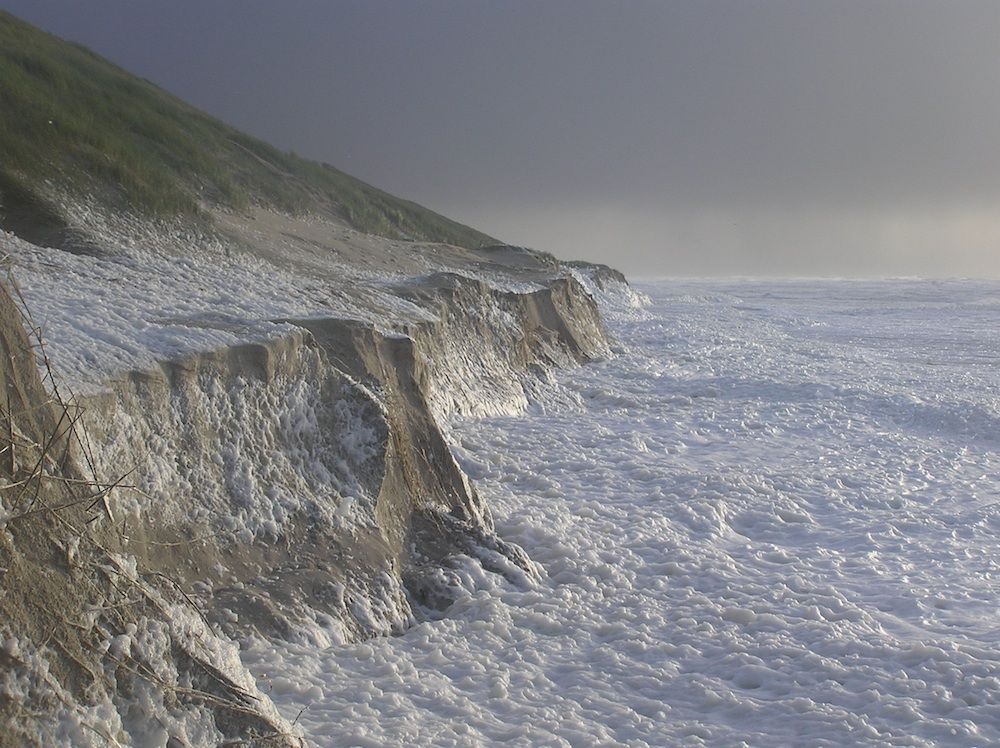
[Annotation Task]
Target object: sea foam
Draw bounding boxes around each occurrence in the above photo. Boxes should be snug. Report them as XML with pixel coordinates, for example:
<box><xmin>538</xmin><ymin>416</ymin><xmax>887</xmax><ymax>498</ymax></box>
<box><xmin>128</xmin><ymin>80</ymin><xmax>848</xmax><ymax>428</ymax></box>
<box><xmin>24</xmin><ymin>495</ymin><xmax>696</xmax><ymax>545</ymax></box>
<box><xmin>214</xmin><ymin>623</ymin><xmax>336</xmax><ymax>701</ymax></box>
<box><xmin>244</xmin><ymin>279</ymin><xmax>1000</xmax><ymax>746</ymax></box>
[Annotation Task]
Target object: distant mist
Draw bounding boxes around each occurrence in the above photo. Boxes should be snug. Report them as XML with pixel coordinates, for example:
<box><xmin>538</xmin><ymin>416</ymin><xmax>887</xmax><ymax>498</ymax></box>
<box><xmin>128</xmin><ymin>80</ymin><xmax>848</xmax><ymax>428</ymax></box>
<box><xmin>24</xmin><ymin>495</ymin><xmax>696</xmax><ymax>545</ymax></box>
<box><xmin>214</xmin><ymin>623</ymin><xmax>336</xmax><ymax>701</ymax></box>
<box><xmin>456</xmin><ymin>201</ymin><xmax>1000</xmax><ymax>278</ymax></box>
<box><xmin>4</xmin><ymin>0</ymin><xmax>1000</xmax><ymax>277</ymax></box>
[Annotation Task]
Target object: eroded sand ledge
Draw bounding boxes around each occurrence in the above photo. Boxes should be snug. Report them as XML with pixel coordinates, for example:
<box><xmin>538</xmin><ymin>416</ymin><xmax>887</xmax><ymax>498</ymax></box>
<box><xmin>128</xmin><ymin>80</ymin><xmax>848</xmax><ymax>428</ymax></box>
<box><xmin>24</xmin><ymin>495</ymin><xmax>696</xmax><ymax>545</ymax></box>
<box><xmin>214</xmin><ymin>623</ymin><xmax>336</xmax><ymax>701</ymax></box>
<box><xmin>0</xmin><ymin>209</ymin><xmax>631</xmax><ymax>745</ymax></box>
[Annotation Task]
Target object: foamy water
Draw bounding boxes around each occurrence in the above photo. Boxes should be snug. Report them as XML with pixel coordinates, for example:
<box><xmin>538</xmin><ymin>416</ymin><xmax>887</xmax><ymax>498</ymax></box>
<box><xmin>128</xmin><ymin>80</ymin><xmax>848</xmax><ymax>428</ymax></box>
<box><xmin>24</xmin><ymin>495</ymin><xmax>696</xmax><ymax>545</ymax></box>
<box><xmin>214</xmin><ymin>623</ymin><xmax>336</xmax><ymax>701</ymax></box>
<box><xmin>245</xmin><ymin>279</ymin><xmax>1000</xmax><ymax>746</ymax></box>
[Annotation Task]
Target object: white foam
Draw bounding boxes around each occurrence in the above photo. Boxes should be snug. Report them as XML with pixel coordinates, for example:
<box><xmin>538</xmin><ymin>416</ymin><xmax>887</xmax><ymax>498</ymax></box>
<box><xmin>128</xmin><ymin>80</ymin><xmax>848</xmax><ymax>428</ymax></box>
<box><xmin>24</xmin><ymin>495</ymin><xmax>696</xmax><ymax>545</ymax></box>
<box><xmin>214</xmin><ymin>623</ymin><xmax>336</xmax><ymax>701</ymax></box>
<box><xmin>0</xmin><ymin>230</ymin><xmax>429</xmax><ymax>394</ymax></box>
<box><xmin>244</xmin><ymin>278</ymin><xmax>1000</xmax><ymax>746</ymax></box>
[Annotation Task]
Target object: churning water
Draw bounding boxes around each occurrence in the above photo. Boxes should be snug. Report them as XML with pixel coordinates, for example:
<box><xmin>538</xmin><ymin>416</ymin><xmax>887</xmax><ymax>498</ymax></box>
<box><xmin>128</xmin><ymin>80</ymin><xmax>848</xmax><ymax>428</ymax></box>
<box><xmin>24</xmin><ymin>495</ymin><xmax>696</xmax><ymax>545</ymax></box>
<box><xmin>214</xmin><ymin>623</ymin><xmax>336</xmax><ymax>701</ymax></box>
<box><xmin>247</xmin><ymin>279</ymin><xmax>1000</xmax><ymax>747</ymax></box>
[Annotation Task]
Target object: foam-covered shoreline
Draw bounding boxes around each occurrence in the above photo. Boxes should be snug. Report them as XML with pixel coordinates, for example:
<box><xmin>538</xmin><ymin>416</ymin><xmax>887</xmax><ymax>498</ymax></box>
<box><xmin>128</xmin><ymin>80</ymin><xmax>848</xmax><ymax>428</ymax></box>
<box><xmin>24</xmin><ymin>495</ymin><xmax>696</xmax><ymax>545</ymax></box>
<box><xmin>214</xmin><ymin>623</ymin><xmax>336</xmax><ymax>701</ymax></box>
<box><xmin>249</xmin><ymin>278</ymin><xmax>1000</xmax><ymax>746</ymax></box>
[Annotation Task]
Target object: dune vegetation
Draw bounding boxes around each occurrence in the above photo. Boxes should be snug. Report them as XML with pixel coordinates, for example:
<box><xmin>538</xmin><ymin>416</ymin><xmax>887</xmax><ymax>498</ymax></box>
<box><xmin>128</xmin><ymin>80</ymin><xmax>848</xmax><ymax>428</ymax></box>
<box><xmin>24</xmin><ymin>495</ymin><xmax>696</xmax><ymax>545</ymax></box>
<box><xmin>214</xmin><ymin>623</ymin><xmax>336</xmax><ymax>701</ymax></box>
<box><xmin>0</xmin><ymin>11</ymin><xmax>494</xmax><ymax>247</ymax></box>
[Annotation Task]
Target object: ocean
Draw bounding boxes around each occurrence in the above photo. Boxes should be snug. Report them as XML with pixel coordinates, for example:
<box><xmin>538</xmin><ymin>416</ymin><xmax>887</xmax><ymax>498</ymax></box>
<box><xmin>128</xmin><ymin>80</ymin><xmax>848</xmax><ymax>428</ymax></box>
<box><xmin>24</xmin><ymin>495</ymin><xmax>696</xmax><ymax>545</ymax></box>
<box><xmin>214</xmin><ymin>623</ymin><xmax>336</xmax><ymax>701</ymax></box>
<box><xmin>245</xmin><ymin>279</ymin><xmax>1000</xmax><ymax>746</ymax></box>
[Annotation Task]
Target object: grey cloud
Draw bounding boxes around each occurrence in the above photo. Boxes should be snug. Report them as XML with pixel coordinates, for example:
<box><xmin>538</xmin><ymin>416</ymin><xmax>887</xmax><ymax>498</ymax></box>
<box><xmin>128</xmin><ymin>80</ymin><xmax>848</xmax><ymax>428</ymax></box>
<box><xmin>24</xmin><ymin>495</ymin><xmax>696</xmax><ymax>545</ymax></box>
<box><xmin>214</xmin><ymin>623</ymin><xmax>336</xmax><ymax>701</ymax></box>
<box><xmin>4</xmin><ymin>0</ymin><xmax>1000</xmax><ymax>276</ymax></box>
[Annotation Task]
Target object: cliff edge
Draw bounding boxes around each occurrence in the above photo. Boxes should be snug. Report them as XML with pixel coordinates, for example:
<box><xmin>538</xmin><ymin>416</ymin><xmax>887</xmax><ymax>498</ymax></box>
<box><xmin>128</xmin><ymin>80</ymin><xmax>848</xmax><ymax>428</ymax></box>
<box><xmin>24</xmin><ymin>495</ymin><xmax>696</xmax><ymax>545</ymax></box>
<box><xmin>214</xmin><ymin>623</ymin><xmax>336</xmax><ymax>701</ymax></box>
<box><xmin>0</xmin><ymin>11</ymin><xmax>639</xmax><ymax>745</ymax></box>
<box><xmin>0</xmin><ymin>218</ymin><xmax>634</xmax><ymax>744</ymax></box>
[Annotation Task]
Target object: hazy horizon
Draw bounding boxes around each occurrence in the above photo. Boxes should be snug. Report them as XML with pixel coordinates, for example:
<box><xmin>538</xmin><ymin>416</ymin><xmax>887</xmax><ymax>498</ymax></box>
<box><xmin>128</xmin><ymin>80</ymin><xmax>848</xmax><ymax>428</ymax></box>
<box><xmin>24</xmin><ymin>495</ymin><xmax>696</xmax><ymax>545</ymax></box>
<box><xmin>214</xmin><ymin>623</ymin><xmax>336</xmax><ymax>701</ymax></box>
<box><xmin>5</xmin><ymin>0</ymin><xmax>1000</xmax><ymax>278</ymax></box>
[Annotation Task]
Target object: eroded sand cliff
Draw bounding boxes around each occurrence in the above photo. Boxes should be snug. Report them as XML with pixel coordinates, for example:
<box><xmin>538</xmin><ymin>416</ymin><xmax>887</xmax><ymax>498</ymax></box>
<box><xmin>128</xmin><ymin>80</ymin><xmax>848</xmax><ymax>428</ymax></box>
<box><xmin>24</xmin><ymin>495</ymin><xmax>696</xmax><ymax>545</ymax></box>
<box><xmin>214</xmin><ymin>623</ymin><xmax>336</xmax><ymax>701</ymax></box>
<box><xmin>0</xmin><ymin>208</ymin><xmax>632</xmax><ymax>745</ymax></box>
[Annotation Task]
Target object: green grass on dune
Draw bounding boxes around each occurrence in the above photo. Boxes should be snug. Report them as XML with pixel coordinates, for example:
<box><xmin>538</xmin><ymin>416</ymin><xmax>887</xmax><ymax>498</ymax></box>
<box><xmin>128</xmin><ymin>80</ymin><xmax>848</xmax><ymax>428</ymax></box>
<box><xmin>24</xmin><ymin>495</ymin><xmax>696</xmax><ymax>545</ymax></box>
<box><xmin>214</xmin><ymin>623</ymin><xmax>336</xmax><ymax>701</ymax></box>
<box><xmin>0</xmin><ymin>11</ymin><xmax>495</xmax><ymax>247</ymax></box>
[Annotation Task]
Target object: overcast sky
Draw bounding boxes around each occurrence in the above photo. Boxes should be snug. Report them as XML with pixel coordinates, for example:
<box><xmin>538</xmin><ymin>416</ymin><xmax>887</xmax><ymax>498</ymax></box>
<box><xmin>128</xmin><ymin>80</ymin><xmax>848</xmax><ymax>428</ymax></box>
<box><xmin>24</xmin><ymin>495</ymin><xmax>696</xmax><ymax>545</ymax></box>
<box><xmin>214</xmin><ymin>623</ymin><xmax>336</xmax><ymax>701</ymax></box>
<box><xmin>5</xmin><ymin>0</ymin><xmax>1000</xmax><ymax>277</ymax></box>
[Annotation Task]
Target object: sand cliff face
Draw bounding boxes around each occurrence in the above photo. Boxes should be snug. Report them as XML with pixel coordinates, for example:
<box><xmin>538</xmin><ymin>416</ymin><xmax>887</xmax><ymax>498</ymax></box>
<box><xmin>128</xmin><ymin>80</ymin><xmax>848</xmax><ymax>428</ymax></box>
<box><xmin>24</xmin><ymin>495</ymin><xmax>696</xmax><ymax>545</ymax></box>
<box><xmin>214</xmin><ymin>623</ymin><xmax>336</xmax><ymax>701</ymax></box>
<box><xmin>0</xmin><ymin>19</ymin><xmax>636</xmax><ymax>738</ymax></box>
<box><xmin>0</xmin><ymin>280</ymin><xmax>297</xmax><ymax>747</ymax></box>
<box><xmin>0</xmin><ymin>218</ymin><xmax>630</xmax><ymax>744</ymax></box>
<box><xmin>83</xmin><ymin>270</ymin><xmax>612</xmax><ymax>638</ymax></box>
